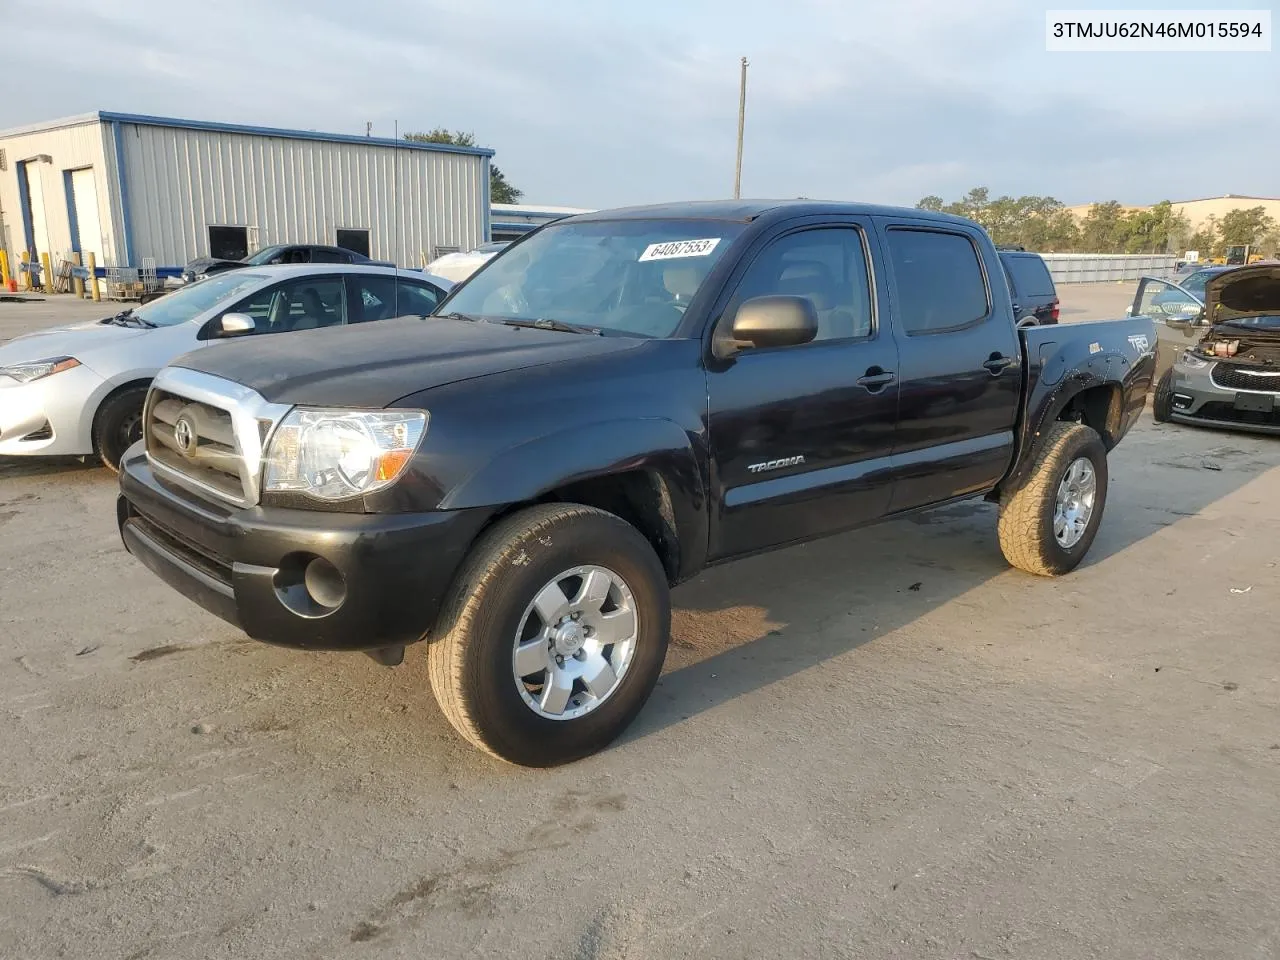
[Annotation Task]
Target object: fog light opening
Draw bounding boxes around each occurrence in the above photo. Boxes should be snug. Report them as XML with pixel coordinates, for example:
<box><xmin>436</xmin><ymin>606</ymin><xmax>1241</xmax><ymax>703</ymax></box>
<box><xmin>273</xmin><ymin>553</ymin><xmax>347</xmax><ymax>618</ymax></box>
<box><xmin>304</xmin><ymin>557</ymin><xmax>347</xmax><ymax>610</ymax></box>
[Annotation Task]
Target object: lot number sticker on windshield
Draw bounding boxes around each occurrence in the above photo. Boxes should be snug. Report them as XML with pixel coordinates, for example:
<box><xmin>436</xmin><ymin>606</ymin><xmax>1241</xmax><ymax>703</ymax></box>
<box><xmin>638</xmin><ymin>238</ymin><xmax>721</xmax><ymax>262</ymax></box>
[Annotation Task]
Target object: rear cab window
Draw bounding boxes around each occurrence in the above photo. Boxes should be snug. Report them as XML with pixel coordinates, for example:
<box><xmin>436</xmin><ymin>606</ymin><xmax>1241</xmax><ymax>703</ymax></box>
<box><xmin>886</xmin><ymin>228</ymin><xmax>990</xmax><ymax>335</ymax></box>
<box><xmin>1004</xmin><ymin>254</ymin><xmax>1055</xmax><ymax>298</ymax></box>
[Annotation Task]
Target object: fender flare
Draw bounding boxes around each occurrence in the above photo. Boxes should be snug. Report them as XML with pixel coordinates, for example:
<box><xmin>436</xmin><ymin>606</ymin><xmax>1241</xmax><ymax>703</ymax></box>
<box><xmin>998</xmin><ymin>371</ymin><xmax>1124</xmax><ymax>496</ymax></box>
<box><xmin>439</xmin><ymin>418</ymin><xmax>708</xmax><ymax>579</ymax></box>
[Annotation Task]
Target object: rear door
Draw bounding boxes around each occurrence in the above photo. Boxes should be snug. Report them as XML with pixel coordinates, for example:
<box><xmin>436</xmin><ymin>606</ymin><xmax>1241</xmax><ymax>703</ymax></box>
<box><xmin>878</xmin><ymin>221</ymin><xmax>1022</xmax><ymax>513</ymax></box>
<box><xmin>705</xmin><ymin>217</ymin><xmax>900</xmax><ymax>559</ymax></box>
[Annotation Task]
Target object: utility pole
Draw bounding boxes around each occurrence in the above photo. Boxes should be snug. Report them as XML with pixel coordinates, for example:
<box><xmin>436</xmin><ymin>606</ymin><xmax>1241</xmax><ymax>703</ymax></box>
<box><xmin>366</xmin><ymin>121</ymin><xmax>372</xmax><ymax>137</ymax></box>
<box><xmin>734</xmin><ymin>57</ymin><xmax>748</xmax><ymax>200</ymax></box>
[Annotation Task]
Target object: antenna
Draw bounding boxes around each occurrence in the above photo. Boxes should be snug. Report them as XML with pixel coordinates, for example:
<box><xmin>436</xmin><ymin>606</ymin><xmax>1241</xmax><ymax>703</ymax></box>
<box><xmin>734</xmin><ymin>57</ymin><xmax>749</xmax><ymax>199</ymax></box>
<box><xmin>394</xmin><ymin>120</ymin><xmax>400</xmax><ymax>268</ymax></box>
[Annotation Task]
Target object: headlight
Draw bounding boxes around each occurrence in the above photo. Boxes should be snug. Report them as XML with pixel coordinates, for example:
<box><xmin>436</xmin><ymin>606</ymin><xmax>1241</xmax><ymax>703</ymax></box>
<box><xmin>1179</xmin><ymin>349</ymin><xmax>1210</xmax><ymax>370</ymax></box>
<box><xmin>0</xmin><ymin>356</ymin><xmax>81</xmax><ymax>384</ymax></box>
<box><xmin>263</xmin><ymin>409</ymin><xmax>427</xmax><ymax>501</ymax></box>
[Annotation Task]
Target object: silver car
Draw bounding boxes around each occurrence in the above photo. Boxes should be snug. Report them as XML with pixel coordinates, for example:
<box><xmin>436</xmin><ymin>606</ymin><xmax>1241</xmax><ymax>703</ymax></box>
<box><xmin>0</xmin><ymin>264</ymin><xmax>452</xmax><ymax>469</ymax></box>
<box><xmin>1131</xmin><ymin>264</ymin><xmax>1280</xmax><ymax>435</ymax></box>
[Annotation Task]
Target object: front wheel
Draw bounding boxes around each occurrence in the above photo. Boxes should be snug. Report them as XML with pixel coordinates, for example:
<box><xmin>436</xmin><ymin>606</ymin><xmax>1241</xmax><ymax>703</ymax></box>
<box><xmin>997</xmin><ymin>422</ymin><xmax>1108</xmax><ymax>577</ymax></box>
<box><xmin>93</xmin><ymin>387</ymin><xmax>148</xmax><ymax>473</ymax></box>
<box><xmin>1152</xmin><ymin>369</ymin><xmax>1174</xmax><ymax>423</ymax></box>
<box><xmin>428</xmin><ymin>504</ymin><xmax>671</xmax><ymax>766</ymax></box>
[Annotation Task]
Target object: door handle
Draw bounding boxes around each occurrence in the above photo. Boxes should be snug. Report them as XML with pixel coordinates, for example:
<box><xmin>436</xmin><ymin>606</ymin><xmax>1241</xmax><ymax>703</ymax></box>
<box><xmin>983</xmin><ymin>354</ymin><xmax>1014</xmax><ymax>375</ymax></box>
<box><xmin>856</xmin><ymin>367</ymin><xmax>896</xmax><ymax>392</ymax></box>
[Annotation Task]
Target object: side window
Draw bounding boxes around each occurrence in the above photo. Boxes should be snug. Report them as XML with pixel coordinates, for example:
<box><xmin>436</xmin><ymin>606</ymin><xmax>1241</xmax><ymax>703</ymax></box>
<box><xmin>225</xmin><ymin>277</ymin><xmax>347</xmax><ymax>334</ymax></box>
<box><xmin>397</xmin><ymin>279</ymin><xmax>442</xmax><ymax>317</ymax></box>
<box><xmin>726</xmin><ymin>227</ymin><xmax>873</xmax><ymax>342</ymax></box>
<box><xmin>312</xmin><ymin>248</ymin><xmax>346</xmax><ymax>264</ymax></box>
<box><xmin>888</xmin><ymin>229</ymin><xmax>989</xmax><ymax>335</ymax></box>
<box><xmin>351</xmin><ymin>275</ymin><xmax>399</xmax><ymax>323</ymax></box>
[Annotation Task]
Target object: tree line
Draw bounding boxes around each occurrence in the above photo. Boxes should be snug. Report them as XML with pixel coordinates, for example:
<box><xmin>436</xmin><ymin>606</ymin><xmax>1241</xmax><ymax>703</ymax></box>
<box><xmin>916</xmin><ymin>188</ymin><xmax>1279</xmax><ymax>257</ymax></box>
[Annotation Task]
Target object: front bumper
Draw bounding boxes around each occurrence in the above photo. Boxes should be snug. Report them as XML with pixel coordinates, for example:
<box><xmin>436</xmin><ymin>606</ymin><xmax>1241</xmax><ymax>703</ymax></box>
<box><xmin>1166</xmin><ymin>361</ymin><xmax>1280</xmax><ymax>437</ymax></box>
<box><xmin>117</xmin><ymin>445</ymin><xmax>492</xmax><ymax>650</ymax></box>
<box><xmin>0</xmin><ymin>364</ymin><xmax>105</xmax><ymax>456</ymax></box>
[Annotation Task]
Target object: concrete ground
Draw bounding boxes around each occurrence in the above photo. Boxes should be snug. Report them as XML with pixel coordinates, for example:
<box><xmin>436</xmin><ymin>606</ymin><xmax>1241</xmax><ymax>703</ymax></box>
<box><xmin>3</xmin><ymin>284</ymin><xmax>1278</xmax><ymax>960</ymax></box>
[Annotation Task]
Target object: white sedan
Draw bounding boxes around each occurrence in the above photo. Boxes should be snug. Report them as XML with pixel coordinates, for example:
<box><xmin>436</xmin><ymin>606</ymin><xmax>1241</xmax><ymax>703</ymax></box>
<box><xmin>0</xmin><ymin>264</ymin><xmax>452</xmax><ymax>470</ymax></box>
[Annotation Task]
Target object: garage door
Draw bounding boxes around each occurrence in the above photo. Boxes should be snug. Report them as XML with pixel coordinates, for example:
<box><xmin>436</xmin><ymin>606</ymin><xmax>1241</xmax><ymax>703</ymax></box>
<box><xmin>71</xmin><ymin>168</ymin><xmax>105</xmax><ymax>267</ymax></box>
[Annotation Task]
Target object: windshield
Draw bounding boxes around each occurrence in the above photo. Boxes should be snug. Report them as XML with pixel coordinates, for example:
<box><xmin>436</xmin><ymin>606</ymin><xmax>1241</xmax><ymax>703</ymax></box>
<box><xmin>243</xmin><ymin>245</ymin><xmax>289</xmax><ymax>265</ymax></box>
<box><xmin>475</xmin><ymin>242</ymin><xmax>509</xmax><ymax>254</ymax></box>
<box><xmin>1180</xmin><ymin>269</ymin><xmax>1220</xmax><ymax>296</ymax></box>
<box><xmin>440</xmin><ymin>219</ymin><xmax>745</xmax><ymax>337</ymax></box>
<box><xmin>132</xmin><ymin>271</ymin><xmax>268</xmax><ymax>327</ymax></box>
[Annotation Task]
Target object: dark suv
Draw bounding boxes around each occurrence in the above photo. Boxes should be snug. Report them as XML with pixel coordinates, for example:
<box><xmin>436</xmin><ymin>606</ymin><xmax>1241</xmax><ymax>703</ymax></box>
<box><xmin>998</xmin><ymin>247</ymin><xmax>1060</xmax><ymax>325</ymax></box>
<box><xmin>182</xmin><ymin>245</ymin><xmax>382</xmax><ymax>284</ymax></box>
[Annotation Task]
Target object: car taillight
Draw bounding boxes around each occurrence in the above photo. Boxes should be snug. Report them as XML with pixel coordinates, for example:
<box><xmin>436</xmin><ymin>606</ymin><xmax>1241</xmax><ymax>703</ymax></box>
<box><xmin>1050</xmin><ymin>300</ymin><xmax>1060</xmax><ymax>322</ymax></box>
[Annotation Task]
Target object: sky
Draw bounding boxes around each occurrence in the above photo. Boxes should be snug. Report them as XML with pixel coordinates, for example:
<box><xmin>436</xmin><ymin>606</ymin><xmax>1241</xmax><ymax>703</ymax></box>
<box><xmin>4</xmin><ymin>0</ymin><xmax>1276</xmax><ymax>210</ymax></box>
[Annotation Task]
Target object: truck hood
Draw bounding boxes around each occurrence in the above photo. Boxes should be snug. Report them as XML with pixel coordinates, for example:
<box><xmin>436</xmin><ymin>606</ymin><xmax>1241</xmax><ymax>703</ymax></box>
<box><xmin>1204</xmin><ymin>264</ymin><xmax>1280</xmax><ymax>330</ymax></box>
<box><xmin>0</xmin><ymin>317</ymin><xmax>150</xmax><ymax>364</ymax></box>
<box><xmin>171</xmin><ymin>316</ymin><xmax>644</xmax><ymax>407</ymax></box>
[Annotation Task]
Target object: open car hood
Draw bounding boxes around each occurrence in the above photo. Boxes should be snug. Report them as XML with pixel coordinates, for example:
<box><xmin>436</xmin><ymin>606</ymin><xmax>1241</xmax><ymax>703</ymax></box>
<box><xmin>1203</xmin><ymin>264</ymin><xmax>1280</xmax><ymax>328</ymax></box>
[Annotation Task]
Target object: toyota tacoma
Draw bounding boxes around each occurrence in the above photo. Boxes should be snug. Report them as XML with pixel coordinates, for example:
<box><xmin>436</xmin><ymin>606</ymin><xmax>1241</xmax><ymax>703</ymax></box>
<box><xmin>117</xmin><ymin>201</ymin><xmax>1156</xmax><ymax>766</ymax></box>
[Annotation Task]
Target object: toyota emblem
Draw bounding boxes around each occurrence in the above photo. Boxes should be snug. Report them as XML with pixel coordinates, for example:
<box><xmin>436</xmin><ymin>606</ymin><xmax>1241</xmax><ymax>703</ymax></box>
<box><xmin>174</xmin><ymin>417</ymin><xmax>195</xmax><ymax>455</ymax></box>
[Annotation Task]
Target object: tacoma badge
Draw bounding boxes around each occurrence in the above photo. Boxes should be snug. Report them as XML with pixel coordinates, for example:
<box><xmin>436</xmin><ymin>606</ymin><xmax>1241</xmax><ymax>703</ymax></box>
<box><xmin>747</xmin><ymin>455</ymin><xmax>805</xmax><ymax>474</ymax></box>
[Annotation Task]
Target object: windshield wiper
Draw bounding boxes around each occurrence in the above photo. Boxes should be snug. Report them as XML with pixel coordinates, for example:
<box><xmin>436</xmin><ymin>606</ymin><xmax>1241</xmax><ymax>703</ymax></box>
<box><xmin>436</xmin><ymin>311</ymin><xmax>481</xmax><ymax>323</ymax></box>
<box><xmin>102</xmin><ymin>308</ymin><xmax>156</xmax><ymax>329</ymax></box>
<box><xmin>499</xmin><ymin>317</ymin><xmax>602</xmax><ymax>336</ymax></box>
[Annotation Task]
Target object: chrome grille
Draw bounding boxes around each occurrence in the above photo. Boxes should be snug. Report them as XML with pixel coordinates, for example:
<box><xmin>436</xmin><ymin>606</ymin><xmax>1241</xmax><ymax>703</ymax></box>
<box><xmin>146</xmin><ymin>390</ymin><xmax>246</xmax><ymax>503</ymax></box>
<box><xmin>143</xmin><ymin>368</ymin><xmax>292</xmax><ymax>507</ymax></box>
<box><xmin>1211</xmin><ymin>364</ymin><xmax>1280</xmax><ymax>393</ymax></box>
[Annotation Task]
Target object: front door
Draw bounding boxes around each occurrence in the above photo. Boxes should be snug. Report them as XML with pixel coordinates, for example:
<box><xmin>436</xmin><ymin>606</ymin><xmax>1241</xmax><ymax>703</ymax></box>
<box><xmin>1131</xmin><ymin>277</ymin><xmax>1205</xmax><ymax>377</ymax></box>
<box><xmin>706</xmin><ymin>221</ymin><xmax>900</xmax><ymax>560</ymax></box>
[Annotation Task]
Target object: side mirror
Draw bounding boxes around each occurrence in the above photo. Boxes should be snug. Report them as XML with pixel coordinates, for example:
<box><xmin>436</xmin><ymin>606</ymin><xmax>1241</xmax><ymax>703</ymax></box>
<box><xmin>210</xmin><ymin>313</ymin><xmax>256</xmax><ymax>338</ymax></box>
<box><xmin>1124</xmin><ymin>304</ymin><xmax>1134</xmax><ymax>317</ymax></box>
<box><xmin>716</xmin><ymin>295</ymin><xmax>818</xmax><ymax>358</ymax></box>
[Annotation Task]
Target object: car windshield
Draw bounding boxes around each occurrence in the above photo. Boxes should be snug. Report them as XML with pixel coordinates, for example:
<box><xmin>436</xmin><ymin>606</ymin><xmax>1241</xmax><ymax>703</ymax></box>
<box><xmin>132</xmin><ymin>272</ymin><xmax>268</xmax><ymax>327</ymax></box>
<box><xmin>475</xmin><ymin>242</ymin><xmax>509</xmax><ymax>254</ymax></box>
<box><xmin>439</xmin><ymin>219</ymin><xmax>745</xmax><ymax>337</ymax></box>
<box><xmin>1180</xmin><ymin>270</ymin><xmax>1220</xmax><ymax>296</ymax></box>
<box><xmin>243</xmin><ymin>245</ymin><xmax>289</xmax><ymax>265</ymax></box>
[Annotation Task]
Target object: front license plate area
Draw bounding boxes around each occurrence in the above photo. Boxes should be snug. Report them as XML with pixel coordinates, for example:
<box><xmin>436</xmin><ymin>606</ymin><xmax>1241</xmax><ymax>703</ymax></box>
<box><xmin>1234</xmin><ymin>392</ymin><xmax>1276</xmax><ymax>413</ymax></box>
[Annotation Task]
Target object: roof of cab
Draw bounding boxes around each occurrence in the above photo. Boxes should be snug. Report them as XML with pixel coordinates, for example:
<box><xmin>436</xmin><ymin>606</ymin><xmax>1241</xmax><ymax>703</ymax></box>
<box><xmin>568</xmin><ymin>199</ymin><xmax>977</xmax><ymax>227</ymax></box>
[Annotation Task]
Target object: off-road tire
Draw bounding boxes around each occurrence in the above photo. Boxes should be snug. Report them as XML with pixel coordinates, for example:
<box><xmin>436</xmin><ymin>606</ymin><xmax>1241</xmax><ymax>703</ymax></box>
<box><xmin>93</xmin><ymin>387</ymin><xmax>148</xmax><ymax>473</ymax></box>
<box><xmin>427</xmin><ymin>503</ymin><xmax>671</xmax><ymax>766</ymax></box>
<box><xmin>1151</xmin><ymin>370</ymin><xmax>1174</xmax><ymax>423</ymax></box>
<box><xmin>997</xmin><ymin>421</ymin><xmax>1108</xmax><ymax>577</ymax></box>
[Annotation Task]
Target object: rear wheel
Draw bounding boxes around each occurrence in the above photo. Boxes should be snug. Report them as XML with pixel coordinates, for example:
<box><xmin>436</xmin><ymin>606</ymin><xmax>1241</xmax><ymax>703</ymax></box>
<box><xmin>1152</xmin><ymin>370</ymin><xmax>1174</xmax><ymax>423</ymax></box>
<box><xmin>428</xmin><ymin>504</ymin><xmax>670</xmax><ymax>766</ymax></box>
<box><xmin>93</xmin><ymin>387</ymin><xmax>148</xmax><ymax>473</ymax></box>
<box><xmin>997</xmin><ymin>422</ymin><xmax>1108</xmax><ymax>577</ymax></box>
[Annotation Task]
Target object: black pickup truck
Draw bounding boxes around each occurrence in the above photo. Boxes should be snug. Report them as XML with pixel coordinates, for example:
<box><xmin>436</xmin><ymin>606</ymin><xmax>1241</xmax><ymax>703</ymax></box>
<box><xmin>117</xmin><ymin>201</ymin><xmax>1156</xmax><ymax>766</ymax></box>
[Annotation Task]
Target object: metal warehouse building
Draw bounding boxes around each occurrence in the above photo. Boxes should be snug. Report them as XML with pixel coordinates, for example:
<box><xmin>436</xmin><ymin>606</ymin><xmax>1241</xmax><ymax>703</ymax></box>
<box><xmin>0</xmin><ymin>111</ymin><xmax>493</xmax><ymax>280</ymax></box>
